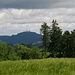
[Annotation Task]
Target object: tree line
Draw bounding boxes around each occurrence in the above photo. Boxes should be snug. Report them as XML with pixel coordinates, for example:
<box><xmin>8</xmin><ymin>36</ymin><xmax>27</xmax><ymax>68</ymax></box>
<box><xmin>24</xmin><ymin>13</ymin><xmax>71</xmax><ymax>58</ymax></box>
<box><xmin>41</xmin><ymin>20</ymin><xmax>75</xmax><ymax>58</ymax></box>
<box><xmin>0</xmin><ymin>19</ymin><xmax>75</xmax><ymax>61</ymax></box>
<box><xmin>0</xmin><ymin>41</ymin><xmax>43</xmax><ymax>61</ymax></box>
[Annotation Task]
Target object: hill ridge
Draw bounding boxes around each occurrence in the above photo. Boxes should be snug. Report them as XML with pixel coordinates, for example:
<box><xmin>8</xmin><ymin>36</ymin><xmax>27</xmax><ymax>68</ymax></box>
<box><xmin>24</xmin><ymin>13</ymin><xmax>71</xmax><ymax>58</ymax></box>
<box><xmin>0</xmin><ymin>31</ymin><xmax>42</xmax><ymax>44</ymax></box>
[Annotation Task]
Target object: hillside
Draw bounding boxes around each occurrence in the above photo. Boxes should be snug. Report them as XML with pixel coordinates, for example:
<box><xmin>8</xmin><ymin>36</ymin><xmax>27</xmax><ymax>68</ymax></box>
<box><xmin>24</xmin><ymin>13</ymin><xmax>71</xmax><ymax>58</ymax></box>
<box><xmin>0</xmin><ymin>31</ymin><xmax>42</xmax><ymax>44</ymax></box>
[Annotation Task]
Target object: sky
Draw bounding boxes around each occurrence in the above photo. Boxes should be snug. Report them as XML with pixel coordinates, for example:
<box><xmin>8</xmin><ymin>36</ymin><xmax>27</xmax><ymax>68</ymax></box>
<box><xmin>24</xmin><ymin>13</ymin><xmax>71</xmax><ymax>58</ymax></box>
<box><xmin>0</xmin><ymin>0</ymin><xmax>75</xmax><ymax>35</ymax></box>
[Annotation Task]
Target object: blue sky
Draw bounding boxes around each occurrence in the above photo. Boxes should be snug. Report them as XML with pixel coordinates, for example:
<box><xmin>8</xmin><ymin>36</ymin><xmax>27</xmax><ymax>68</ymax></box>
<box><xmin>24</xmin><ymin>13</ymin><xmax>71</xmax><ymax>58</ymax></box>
<box><xmin>0</xmin><ymin>0</ymin><xmax>75</xmax><ymax>35</ymax></box>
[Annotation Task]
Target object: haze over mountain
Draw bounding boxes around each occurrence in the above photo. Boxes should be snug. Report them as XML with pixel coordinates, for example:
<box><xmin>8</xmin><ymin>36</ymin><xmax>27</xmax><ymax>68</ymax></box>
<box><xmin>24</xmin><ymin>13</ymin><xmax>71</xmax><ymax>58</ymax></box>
<box><xmin>0</xmin><ymin>31</ymin><xmax>42</xmax><ymax>44</ymax></box>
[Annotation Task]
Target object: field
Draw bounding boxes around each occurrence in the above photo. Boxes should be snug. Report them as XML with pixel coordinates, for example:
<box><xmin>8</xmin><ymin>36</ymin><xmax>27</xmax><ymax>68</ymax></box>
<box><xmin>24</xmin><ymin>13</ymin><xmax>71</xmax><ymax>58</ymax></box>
<box><xmin>0</xmin><ymin>58</ymin><xmax>75</xmax><ymax>75</ymax></box>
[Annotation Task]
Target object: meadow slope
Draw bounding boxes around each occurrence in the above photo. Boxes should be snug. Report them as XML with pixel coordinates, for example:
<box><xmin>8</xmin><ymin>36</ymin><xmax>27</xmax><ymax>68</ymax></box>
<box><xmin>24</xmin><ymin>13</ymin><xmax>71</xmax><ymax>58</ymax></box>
<box><xmin>0</xmin><ymin>58</ymin><xmax>75</xmax><ymax>75</ymax></box>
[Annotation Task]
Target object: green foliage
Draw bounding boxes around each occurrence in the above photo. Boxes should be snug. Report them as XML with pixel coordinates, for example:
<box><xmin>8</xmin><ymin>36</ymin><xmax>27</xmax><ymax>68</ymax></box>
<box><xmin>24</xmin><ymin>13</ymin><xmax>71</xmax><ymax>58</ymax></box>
<box><xmin>49</xmin><ymin>20</ymin><xmax>62</xmax><ymax>57</ymax></box>
<box><xmin>14</xmin><ymin>44</ymin><xmax>42</xmax><ymax>59</ymax></box>
<box><xmin>40</xmin><ymin>20</ymin><xmax>75</xmax><ymax>58</ymax></box>
<box><xmin>14</xmin><ymin>44</ymin><xmax>29</xmax><ymax>59</ymax></box>
<box><xmin>0</xmin><ymin>41</ymin><xmax>20</xmax><ymax>61</ymax></box>
<box><xmin>40</xmin><ymin>22</ymin><xmax>50</xmax><ymax>56</ymax></box>
<box><xmin>70</xmin><ymin>30</ymin><xmax>75</xmax><ymax>57</ymax></box>
<box><xmin>61</xmin><ymin>31</ymin><xmax>71</xmax><ymax>57</ymax></box>
<box><xmin>0</xmin><ymin>58</ymin><xmax>75</xmax><ymax>75</ymax></box>
<box><xmin>30</xmin><ymin>47</ymin><xmax>42</xmax><ymax>59</ymax></box>
<box><xmin>0</xmin><ymin>41</ymin><xmax>42</xmax><ymax>61</ymax></box>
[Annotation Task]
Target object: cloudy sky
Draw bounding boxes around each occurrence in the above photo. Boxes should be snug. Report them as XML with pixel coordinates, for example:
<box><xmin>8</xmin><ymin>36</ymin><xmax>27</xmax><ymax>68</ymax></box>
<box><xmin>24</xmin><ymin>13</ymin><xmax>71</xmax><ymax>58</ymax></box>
<box><xmin>0</xmin><ymin>0</ymin><xmax>75</xmax><ymax>35</ymax></box>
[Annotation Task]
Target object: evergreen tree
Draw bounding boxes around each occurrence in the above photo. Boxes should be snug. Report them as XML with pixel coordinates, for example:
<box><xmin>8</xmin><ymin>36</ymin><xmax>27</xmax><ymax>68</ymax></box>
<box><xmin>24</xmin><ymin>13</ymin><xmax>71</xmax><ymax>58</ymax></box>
<box><xmin>40</xmin><ymin>22</ymin><xmax>50</xmax><ymax>57</ymax></box>
<box><xmin>49</xmin><ymin>20</ymin><xmax>62</xmax><ymax>57</ymax></box>
<box><xmin>70</xmin><ymin>30</ymin><xmax>75</xmax><ymax>57</ymax></box>
<box><xmin>62</xmin><ymin>30</ymin><xmax>72</xmax><ymax>57</ymax></box>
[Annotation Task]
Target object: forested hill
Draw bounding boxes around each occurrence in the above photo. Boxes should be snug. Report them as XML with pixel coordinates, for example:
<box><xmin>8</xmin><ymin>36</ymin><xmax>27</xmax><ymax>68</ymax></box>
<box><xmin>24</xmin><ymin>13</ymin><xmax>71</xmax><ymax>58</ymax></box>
<box><xmin>0</xmin><ymin>32</ymin><xmax>42</xmax><ymax>44</ymax></box>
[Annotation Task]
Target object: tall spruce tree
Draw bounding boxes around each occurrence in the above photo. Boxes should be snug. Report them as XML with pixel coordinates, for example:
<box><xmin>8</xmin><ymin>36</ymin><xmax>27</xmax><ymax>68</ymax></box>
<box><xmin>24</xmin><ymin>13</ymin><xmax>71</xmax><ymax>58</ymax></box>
<box><xmin>40</xmin><ymin>22</ymin><xmax>50</xmax><ymax>57</ymax></box>
<box><xmin>49</xmin><ymin>20</ymin><xmax>62</xmax><ymax>57</ymax></box>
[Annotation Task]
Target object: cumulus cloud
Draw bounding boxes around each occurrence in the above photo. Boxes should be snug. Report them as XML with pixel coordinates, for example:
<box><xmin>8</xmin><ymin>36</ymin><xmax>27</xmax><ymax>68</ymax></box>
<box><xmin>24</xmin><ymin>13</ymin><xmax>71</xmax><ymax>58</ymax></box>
<box><xmin>0</xmin><ymin>8</ymin><xmax>75</xmax><ymax>35</ymax></box>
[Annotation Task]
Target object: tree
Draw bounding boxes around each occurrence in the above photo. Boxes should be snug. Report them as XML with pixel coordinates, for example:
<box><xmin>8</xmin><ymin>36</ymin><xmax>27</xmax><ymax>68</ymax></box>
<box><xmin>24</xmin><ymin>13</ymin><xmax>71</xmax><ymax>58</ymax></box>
<box><xmin>70</xmin><ymin>30</ymin><xmax>75</xmax><ymax>57</ymax></box>
<box><xmin>0</xmin><ymin>41</ymin><xmax>19</xmax><ymax>60</ymax></box>
<box><xmin>49</xmin><ymin>20</ymin><xmax>62</xmax><ymax>57</ymax></box>
<box><xmin>30</xmin><ymin>47</ymin><xmax>42</xmax><ymax>59</ymax></box>
<box><xmin>40</xmin><ymin>22</ymin><xmax>50</xmax><ymax>57</ymax></box>
<box><xmin>62</xmin><ymin>30</ymin><xmax>72</xmax><ymax>57</ymax></box>
<box><xmin>14</xmin><ymin>44</ymin><xmax>29</xmax><ymax>59</ymax></box>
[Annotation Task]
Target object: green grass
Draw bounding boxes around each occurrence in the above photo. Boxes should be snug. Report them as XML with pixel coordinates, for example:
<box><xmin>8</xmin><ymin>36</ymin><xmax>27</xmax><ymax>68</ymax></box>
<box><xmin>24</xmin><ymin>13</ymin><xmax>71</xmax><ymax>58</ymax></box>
<box><xmin>0</xmin><ymin>58</ymin><xmax>75</xmax><ymax>75</ymax></box>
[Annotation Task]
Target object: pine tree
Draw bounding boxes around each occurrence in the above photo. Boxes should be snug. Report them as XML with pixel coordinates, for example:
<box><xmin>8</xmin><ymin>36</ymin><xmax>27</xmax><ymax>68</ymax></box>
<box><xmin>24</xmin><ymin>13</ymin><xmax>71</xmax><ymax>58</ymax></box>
<box><xmin>49</xmin><ymin>20</ymin><xmax>62</xmax><ymax>57</ymax></box>
<box><xmin>62</xmin><ymin>30</ymin><xmax>72</xmax><ymax>57</ymax></box>
<box><xmin>40</xmin><ymin>22</ymin><xmax>50</xmax><ymax>57</ymax></box>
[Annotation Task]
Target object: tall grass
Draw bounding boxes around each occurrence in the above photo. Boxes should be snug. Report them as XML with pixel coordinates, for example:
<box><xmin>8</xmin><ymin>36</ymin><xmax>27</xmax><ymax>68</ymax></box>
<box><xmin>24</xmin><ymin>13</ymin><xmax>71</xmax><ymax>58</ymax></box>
<box><xmin>0</xmin><ymin>58</ymin><xmax>75</xmax><ymax>75</ymax></box>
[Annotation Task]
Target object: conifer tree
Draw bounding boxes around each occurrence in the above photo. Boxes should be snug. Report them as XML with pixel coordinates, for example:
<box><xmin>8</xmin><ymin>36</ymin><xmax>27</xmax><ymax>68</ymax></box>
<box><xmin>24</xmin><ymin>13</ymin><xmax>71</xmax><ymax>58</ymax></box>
<box><xmin>40</xmin><ymin>22</ymin><xmax>50</xmax><ymax>57</ymax></box>
<box><xmin>49</xmin><ymin>20</ymin><xmax>62</xmax><ymax>57</ymax></box>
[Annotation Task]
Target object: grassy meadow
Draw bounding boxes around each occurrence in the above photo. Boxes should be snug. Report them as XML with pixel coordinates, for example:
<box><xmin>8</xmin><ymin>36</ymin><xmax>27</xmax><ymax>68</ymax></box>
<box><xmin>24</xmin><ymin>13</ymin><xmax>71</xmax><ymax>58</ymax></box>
<box><xmin>0</xmin><ymin>58</ymin><xmax>75</xmax><ymax>75</ymax></box>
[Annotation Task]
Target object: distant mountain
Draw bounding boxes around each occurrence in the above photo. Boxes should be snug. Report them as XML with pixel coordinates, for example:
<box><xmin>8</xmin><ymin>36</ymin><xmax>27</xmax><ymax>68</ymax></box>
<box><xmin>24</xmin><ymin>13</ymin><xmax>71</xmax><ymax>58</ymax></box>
<box><xmin>0</xmin><ymin>31</ymin><xmax>42</xmax><ymax>44</ymax></box>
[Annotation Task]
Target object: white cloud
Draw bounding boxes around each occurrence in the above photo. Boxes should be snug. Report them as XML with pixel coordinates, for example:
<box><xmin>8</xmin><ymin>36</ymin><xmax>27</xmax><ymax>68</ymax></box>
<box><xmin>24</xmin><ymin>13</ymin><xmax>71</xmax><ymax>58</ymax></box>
<box><xmin>0</xmin><ymin>8</ymin><xmax>75</xmax><ymax>35</ymax></box>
